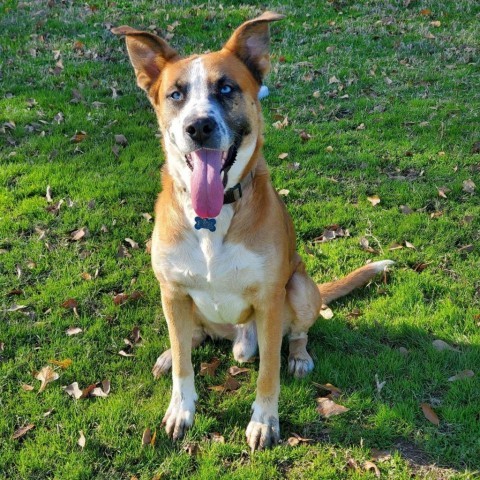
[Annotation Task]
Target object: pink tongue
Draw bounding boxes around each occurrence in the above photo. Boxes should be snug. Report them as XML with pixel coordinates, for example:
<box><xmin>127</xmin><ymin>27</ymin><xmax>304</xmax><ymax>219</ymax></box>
<box><xmin>190</xmin><ymin>149</ymin><xmax>224</xmax><ymax>218</ymax></box>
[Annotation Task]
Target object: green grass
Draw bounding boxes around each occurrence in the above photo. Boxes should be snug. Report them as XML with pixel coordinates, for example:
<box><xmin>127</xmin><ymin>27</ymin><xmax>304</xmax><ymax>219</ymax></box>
<box><xmin>1</xmin><ymin>0</ymin><xmax>479</xmax><ymax>478</ymax></box>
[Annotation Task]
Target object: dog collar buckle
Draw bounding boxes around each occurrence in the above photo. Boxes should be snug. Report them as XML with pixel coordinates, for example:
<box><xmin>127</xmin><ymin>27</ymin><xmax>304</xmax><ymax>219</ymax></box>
<box><xmin>194</xmin><ymin>217</ymin><xmax>216</xmax><ymax>232</ymax></box>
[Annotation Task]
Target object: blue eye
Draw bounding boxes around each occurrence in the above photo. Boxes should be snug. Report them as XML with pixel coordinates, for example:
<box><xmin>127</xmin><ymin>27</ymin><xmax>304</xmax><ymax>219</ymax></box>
<box><xmin>170</xmin><ymin>91</ymin><xmax>183</xmax><ymax>101</ymax></box>
<box><xmin>220</xmin><ymin>85</ymin><xmax>233</xmax><ymax>95</ymax></box>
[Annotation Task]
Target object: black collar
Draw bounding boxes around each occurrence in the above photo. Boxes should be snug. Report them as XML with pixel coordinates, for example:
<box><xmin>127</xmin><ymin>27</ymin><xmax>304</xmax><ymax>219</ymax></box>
<box><xmin>223</xmin><ymin>171</ymin><xmax>254</xmax><ymax>204</ymax></box>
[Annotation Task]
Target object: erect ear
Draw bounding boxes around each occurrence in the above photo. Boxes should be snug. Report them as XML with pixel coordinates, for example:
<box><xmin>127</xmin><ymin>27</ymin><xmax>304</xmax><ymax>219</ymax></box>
<box><xmin>111</xmin><ymin>26</ymin><xmax>179</xmax><ymax>93</ymax></box>
<box><xmin>223</xmin><ymin>11</ymin><xmax>284</xmax><ymax>84</ymax></box>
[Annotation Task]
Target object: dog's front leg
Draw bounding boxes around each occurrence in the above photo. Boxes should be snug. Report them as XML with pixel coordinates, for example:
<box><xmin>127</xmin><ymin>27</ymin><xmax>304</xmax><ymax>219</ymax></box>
<box><xmin>246</xmin><ymin>290</ymin><xmax>285</xmax><ymax>451</ymax></box>
<box><xmin>160</xmin><ymin>285</ymin><xmax>197</xmax><ymax>441</ymax></box>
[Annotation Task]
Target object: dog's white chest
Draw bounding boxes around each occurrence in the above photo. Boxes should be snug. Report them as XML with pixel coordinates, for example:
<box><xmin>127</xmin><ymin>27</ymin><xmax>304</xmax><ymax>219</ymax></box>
<box><xmin>154</xmin><ymin>213</ymin><xmax>263</xmax><ymax>325</ymax></box>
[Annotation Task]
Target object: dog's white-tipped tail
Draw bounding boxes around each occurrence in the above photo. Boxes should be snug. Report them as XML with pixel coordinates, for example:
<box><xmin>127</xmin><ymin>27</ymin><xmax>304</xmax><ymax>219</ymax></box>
<box><xmin>318</xmin><ymin>260</ymin><xmax>394</xmax><ymax>305</ymax></box>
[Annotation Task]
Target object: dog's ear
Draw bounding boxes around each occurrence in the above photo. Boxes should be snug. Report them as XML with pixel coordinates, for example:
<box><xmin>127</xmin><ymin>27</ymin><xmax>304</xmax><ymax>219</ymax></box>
<box><xmin>111</xmin><ymin>26</ymin><xmax>179</xmax><ymax>93</ymax></box>
<box><xmin>223</xmin><ymin>11</ymin><xmax>284</xmax><ymax>83</ymax></box>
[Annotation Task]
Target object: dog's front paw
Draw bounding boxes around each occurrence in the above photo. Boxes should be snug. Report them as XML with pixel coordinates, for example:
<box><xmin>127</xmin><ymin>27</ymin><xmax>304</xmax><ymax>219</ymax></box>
<box><xmin>245</xmin><ymin>401</ymin><xmax>280</xmax><ymax>451</ymax></box>
<box><xmin>162</xmin><ymin>392</ymin><xmax>196</xmax><ymax>441</ymax></box>
<box><xmin>152</xmin><ymin>350</ymin><xmax>172</xmax><ymax>378</ymax></box>
<box><xmin>288</xmin><ymin>351</ymin><xmax>314</xmax><ymax>378</ymax></box>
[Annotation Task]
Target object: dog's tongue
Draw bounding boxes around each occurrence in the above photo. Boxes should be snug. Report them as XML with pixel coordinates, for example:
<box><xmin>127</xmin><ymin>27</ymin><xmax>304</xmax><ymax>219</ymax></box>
<box><xmin>190</xmin><ymin>148</ymin><xmax>224</xmax><ymax>218</ymax></box>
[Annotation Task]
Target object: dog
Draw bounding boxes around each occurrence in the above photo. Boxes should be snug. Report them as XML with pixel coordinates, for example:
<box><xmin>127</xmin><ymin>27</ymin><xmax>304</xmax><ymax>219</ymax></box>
<box><xmin>112</xmin><ymin>12</ymin><xmax>393</xmax><ymax>451</ymax></box>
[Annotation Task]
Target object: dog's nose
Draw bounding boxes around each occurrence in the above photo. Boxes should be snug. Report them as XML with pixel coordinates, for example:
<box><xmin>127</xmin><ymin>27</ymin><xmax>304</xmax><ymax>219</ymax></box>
<box><xmin>185</xmin><ymin>117</ymin><xmax>217</xmax><ymax>143</ymax></box>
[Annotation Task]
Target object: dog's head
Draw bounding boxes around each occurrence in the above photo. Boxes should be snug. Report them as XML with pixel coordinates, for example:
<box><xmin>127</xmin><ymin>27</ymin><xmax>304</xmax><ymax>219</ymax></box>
<box><xmin>113</xmin><ymin>12</ymin><xmax>283</xmax><ymax>218</ymax></box>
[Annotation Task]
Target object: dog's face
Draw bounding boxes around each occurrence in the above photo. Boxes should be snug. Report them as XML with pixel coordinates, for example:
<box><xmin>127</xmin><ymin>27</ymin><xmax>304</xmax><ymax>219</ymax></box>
<box><xmin>113</xmin><ymin>12</ymin><xmax>284</xmax><ymax>218</ymax></box>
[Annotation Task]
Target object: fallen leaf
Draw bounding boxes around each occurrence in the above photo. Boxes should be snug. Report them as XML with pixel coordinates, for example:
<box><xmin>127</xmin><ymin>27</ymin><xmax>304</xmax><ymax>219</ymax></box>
<box><xmin>458</xmin><ymin>244</ymin><xmax>474</xmax><ymax>254</ymax></box>
<box><xmin>325</xmin><ymin>145</ymin><xmax>334</xmax><ymax>153</ymax></box>
<box><xmin>200</xmin><ymin>357</ymin><xmax>221</xmax><ymax>376</ymax></box>
<box><xmin>70</xmin><ymin>131</ymin><xmax>87</xmax><ymax>143</ymax></box>
<box><xmin>346</xmin><ymin>458</ymin><xmax>360</xmax><ymax>471</ymax></box>
<box><xmin>360</xmin><ymin>237</ymin><xmax>378</xmax><ymax>254</ymax></box>
<box><xmin>367</xmin><ymin>195</ymin><xmax>381</xmax><ymax>206</ymax></box>
<box><xmin>347</xmin><ymin>308</ymin><xmax>363</xmax><ymax>319</ymax></box>
<box><xmin>81</xmin><ymin>272</ymin><xmax>92</xmax><ymax>281</ymax></box>
<box><xmin>430</xmin><ymin>20</ymin><xmax>441</xmax><ymax>27</ymax></box>
<box><xmin>78</xmin><ymin>430</ymin><xmax>86</xmax><ymax>449</ymax></box>
<box><xmin>228</xmin><ymin>366</ymin><xmax>250</xmax><ymax>376</ymax></box>
<box><xmin>272</xmin><ymin>116</ymin><xmax>288</xmax><ymax>130</ymax></box>
<box><xmin>66</xmin><ymin>327</ymin><xmax>82</xmax><ymax>336</ymax></box>
<box><xmin>113</xmin><ymin>293</ymin><xmax>130</xmax><ymax>306</ymax></box>
<box><xmin>7</xmin><ymin>288</ymin><xmax>24</xmax><ymax>296</ymax></box>
<box><xmin>388</xmin><ymin>242</ymin><xmax>403</xmax><ymax>251</ymax></box>
<box><xmin>91</xmin><ymin>380</ymin><xmax>110</xmax><ymax>398</ymax></box>
<box><xmin>141</xmin><ymin>212</ymin><xmax>153</xmax><ymax>222</ymax></box>
<box><xmin>462</xmin><ymin>179</ymin><xmax>476</xmax><ymax>194</ymax></box>
<box><xmin>115</xmin><ymin>134</ymin><xmax>128</xmax><ymax>146</ymax></box>
<box><xmin>48</xmin><ymin>358</ymin><xmax>72</xmax><ymax>369</ymax></box>
<box><xmin>70</xmin><ymin>227</ymin><xmax>88</xmax><ymax>241</ymax></box>
<box><xmin>316</xmin><ymin>397</ymin><xmax>349</xmax><ymax>418</ymax></box>
<box><xmin>371</xmin><ymin>448</ymin><xmax>392</xmax><ymax>462</ymax></box>
<box><xmin>119</xmin><ymin>350</ymin><xmax>135</xmax><ymax>357</ymax></box>
<box><xmin>43</xmin><ymin>409</ymin><xmax>54</xmax><ymax>417</ymax></box>
<box><xmin>329</xmin><ymin>75</ymin><xmax>340</xmax><ymax>84</ymax></box>
<box><xmin>287</xmin><ymin>432</ymin><xmax>312</xmax><ymax>447</ymax></box>
<box><xmin>183</xmin><ymin>443</ymin><xmax>200</xmax><ymax>456</ymax></box>
<box><xmin>278</xmin><ymin>152</ymin><xmax>289</xmax><ymax>160</ymax></box>
<box><xmin>299</xmin><ymin>130</ymin><xmax>312</xmax><ymax>142</ymax></box>
<box><xmin>117</xmin><ymin>244</ymin><xmax>131</xmax><ymax>258</ymax></box>
<box><xmin>278</xmin><ymin>189</ymin><xmax>290</xmax><ymax>196</ymax></box>
<box><xmin>437</xmin><ymin>187</ymin><xmax>450</xmax><ymax>198</ymax></box>
<box><xmin>145</xmin><ymin>239</ymin><xmax>152</xmax><ymax>254</ymax></box>
<box><xmin>364</xmin><ymin>460</ymin><xmax>381</xmax><ymax>478</ymax></box>
<box><xmin>7</xmin><ymin>303</ymin><xmax>28</xmax><ymax>312</ymax></box>
<box><xmin>61</xmin><ymin>298</ymin><xmax>78</xmax><ymax>309</ymax></box>
<box><xmin>420</xmin><ymin>403</ymin><xmax>440</xmax><ymax>426</ymax></box>
<box><xmin>12</xmin><ymin>424</ymin><xmax>35</xmax><ymax>440</ymax></box>
<box><xmin>356</xmin><ymin>123</ymin><xmax>365</xmax><ymax>130</ymax></box>
<box><xmin>405</xmin><ymin>241</ymin><xmax>416</xmax><ymax>249</ymax></box>
<box><xmin>313</xmin><ymin>382</ymin><xmax>342</xmax><ymax>399</ymax></box>
<box><xmin>420</xmin><ymin>8</ymin><xmax>432</xmax><ymax>15</ymax></box>
<box><xmin>35</xmin><ymin>366</ymin><xmax>59</xmax><ymax>392</ymax></box>
<box><xmin>21</xmin><ymin>384</ymin><xmax>34</xmax><ymax>391</ymax></box>
<box><xmin>63</xmin><ymin>382</ymin><xmax>83</xmax><ymax>399</ymax></box>
<box><xmin>142</xmin><ymin>428</ymin><xmax>152</xmax><ymax>447</ymax></box>
<box><xmin>432</xmin><ymin>339</ymin><xmax>460</xmax><ymax>352</ymax></box>
<box><xmin>448</xmin><ymin>370</ymin><xmax>474</xmax><ymax>382</ymax></box>
<box><xmin>124</xmin><ymin>238</ymin><xmax>139</xmax><ymax>249</ymax></box>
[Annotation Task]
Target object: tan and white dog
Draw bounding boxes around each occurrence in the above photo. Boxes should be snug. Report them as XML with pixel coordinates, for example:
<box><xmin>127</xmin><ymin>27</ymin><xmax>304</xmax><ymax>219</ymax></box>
<box><xmin>113</xmin><ymin>12</ymin><xmax>393</xmax><ymax>451</ymax></box>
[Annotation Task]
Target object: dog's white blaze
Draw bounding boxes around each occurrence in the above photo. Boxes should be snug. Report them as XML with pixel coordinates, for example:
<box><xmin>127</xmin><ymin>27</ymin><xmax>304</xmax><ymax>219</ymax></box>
<box><xmin>152</xmin><ymin>208</ymin><xmax>264</xmax><ymax>325</ymax></box>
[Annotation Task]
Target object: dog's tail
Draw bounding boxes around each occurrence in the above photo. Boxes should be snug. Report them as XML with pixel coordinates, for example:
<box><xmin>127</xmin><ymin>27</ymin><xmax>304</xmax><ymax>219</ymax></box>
<box><xmin>318</xmin><ymin>260</ymin><xmax>394</xmax><ymax>305</ymax></box>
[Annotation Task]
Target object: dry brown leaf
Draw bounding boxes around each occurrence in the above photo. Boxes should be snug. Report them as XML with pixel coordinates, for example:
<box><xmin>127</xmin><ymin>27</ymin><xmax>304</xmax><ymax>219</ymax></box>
<box><xmin>299</xmin><ymin>130</ymin><xmax>313</xmax><ymax>142</ymax></box>
<box><xmin>346</xmin><ymin>458</ymin><xmax>360</xmax><ymax>471</ymax></box>
<box><xmin>12</xmin><ymin>423</ymin><xmax>35</xmax><ymax>440</ymax></box>
<box><xmin>287</xmin><ymin>432</ymin><xmax>312</xmax><ymax>447</ymax></box>
<box><xmin>91</xmin><ymin>380</ymin><xmax>110</xmax><ymax>398</ymax></box>
<box><xmin>430</xmin><ymin>20</ymin><xmax>441</xmax><ymax>27</ymax></box>
<box><xmin>367</xmin><ymin>195</ymin><xmax>381</xmax><ymax>206</ymax></box>
<box><xmin>278</xmin><ymin>189</ymin><xmax>290</xmax><ymax>196</ymax></box>
<box><xmin>364</xmin><ymin>460</ymin><xmax>381</xmax><ymax>477</ymax></box>
<box><xmin>200</xmin><ymin>357</ymin><xmax>221</xmax><ymax>376</ymax></box>
<box><xmin>115</xmin><ymin>134</ymin><xmax>128</xmax><ymax>146</ymax></box>
<box><xmin>21</xmin><ymin>383</ymin><xmax>34</xmax><ymax>392</ymax></box>
<box><xmin>141</xmin><ymin>212</ymin><xmax>153</xmax><ymax>222</ymax></box>
<box><xmin>113</xmin><ymin>293</ymin><xmax>130</xmax><ymax>306</ymax></box>
<box><xmin>420</xmin><ymin>8</ymin><xmax>432</xmax><ymax>15</ymax></box>
<box><xmin>316</xmin><ymin>397</ymin><xmax>349</xmax><ymax>418</ymax></box>
<box><xmin>272</xmin><ymin>116</ymin><xmax>288</xmax><ymax>130</ymax></box>
<box><xmin>61</xmin><ymin>298</ymin><xmax>78</xmax><ymax>309</ymax></box>
<box><xmin>119</xmin><ymin>350</ymin><xmax>135</xmax><ymax>357</ymax></box>
<box><xmin>78</xmin><ymin>430</ymin><xmax>86</xmax><ymax>449</ymax></box>
<box><xmin>462</xmin><ymin>179</ymin><xmax>476</xmax><ymax>194</ymax></box>
<box><xmin>313</xmin><ymin>382</ymin><xmax>342</xmax><ymax>399</ymax></box>
<box><xmin>405</xmin><ymin>241</ymin><xmax>416</xmax><ymax>249</ymax></box>
<box><xmin>278</xmin><ymin>152</ymin><xmax>289</xmax><ymax>160</ymax></box>
<box><xmin>70</xmin><ymin>131</ymin><xmax>87</xmax><ymax>143</ymax></box>
<box><xmin>66</xmin><ymin>327</ymin><xmax>82</xmax><ymax>336</ymax></box>
<box><xmin>7</xmin><ymin>303</ymin><xmax>28</xmax><ymax>312</ymax></box>
<box><xmin>70</xmin><ymin>227</ymin><xmax>88</xmax><ymax>241</ymax></box>
<box><xmin>81</xmin><ymin>272</ymin><xmax>92</xmax><ymax>281</ymax></box>
<box><xmin>183</xmin><ymin>443</ymin><xmax>200</xmax><ymax>456</ymax></box>
<box><xmin>371</xmin><ymin>448</ymin><xmax>392</xmax><ymax>462</ymax></box>
<box><xmin>432</xmin><ymin>339</ymin><xmax>460</xmax><ymax>352</ymax></box>
<box><xmin>35</xmin><ymin>366</ymin><xmax>59</xmax><ymax>392</ymax></box>
<box><xmin>117</xmin><ymin>244</ymin><xmax>131</xmax><ymax>258</ymax></box>
<box><xmin>228</xmin><ymin>366</ymin><xmax>250</xmax><ymax>376</ymax></box>
<box><xmin>448</xmin><ymin>370</ymin><xmax>474</xmax><ymax>382</ymax></box>
<box><xmin>48</xmin><ymin>358</ymin><xmax>73</xmax><ymax>369</ymax></box>
<box><xmin>125</xmin><ymin>238</ymin><xmax>139</xmax><ymax>249</ymax></box>
<box><xmin>64</xmin><ymin>382</ymin><xmax>83</xmax><ymax>399</ymax></box>
<box><xmin>420</xmin><ymin>403</ymin><xmax>440</xmax><ymax>426</ymax></box>
<box><xmin>388</xmin><ymin>242</ymin><xmax>403</xmax><ymax>251</ymax></box>
<box><xmin>438</xmin><ymin>187</ymin><xmax>450</xmax><ymax>198</ymax></box>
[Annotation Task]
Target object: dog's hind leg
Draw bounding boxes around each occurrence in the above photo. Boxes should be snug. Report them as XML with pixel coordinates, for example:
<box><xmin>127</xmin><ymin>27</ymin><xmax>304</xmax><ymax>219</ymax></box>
<box><xmin>233</xmin><ymin>320</ymin><xmax>258</xmax><ymax>363</ymax></box>
<box><xmin>285</xmin><ymin>262</ymin><xmax>322</xmax><ymax>378</ymax></box>
<box><xmin>152</xmin><ymin>326</ymin><xmax>206</xmax><ymax>379</ymax></box>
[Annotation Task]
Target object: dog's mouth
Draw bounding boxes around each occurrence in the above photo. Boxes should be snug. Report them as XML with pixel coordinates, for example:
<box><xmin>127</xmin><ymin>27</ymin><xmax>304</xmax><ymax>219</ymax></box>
<box><xmin>185</xmin><ymin>145</ymin><xmax>237</xmax><ymax>219</ymax></box>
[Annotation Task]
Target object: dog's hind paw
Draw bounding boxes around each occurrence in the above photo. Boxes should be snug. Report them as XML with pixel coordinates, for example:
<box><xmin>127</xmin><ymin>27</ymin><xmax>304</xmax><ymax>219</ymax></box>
<box><xmin>288</xmin><ymin>352</ymin><xmax>314</xmax><ymax>378</ymax></box>
<box><xmin>152</xmin><ymin>350</ymin><xmax>172</xmax><ymax>378</ymax></box>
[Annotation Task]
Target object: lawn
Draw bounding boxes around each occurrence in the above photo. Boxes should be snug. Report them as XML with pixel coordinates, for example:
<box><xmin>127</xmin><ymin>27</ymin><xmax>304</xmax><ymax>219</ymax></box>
<box><xmin>1</xmin><ymin>0</ymin><xmax>479</xmax><ymax>478</ymax></box>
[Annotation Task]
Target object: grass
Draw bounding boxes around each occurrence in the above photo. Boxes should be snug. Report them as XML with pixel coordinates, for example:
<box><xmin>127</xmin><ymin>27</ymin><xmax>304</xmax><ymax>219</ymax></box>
<box><xmin>1</xmin><ymin>0</ymin><xmax>479</xmax><ymax>478</ymax></box>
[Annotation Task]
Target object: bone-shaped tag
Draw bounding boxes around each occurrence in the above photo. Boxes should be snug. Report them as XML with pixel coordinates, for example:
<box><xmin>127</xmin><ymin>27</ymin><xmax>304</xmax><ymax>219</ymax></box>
<box><xmin>194</xmin><ymin>217</ymin><xmax>216</xmax><ymax>232</ymax></box>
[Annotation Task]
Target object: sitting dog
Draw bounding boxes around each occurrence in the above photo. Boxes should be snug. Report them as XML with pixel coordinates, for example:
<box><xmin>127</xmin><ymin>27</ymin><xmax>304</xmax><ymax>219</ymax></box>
<box><xmin>113</xmin><ymin>12</ymin><xmax>392</xmax><ymax>451</ymax></box>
